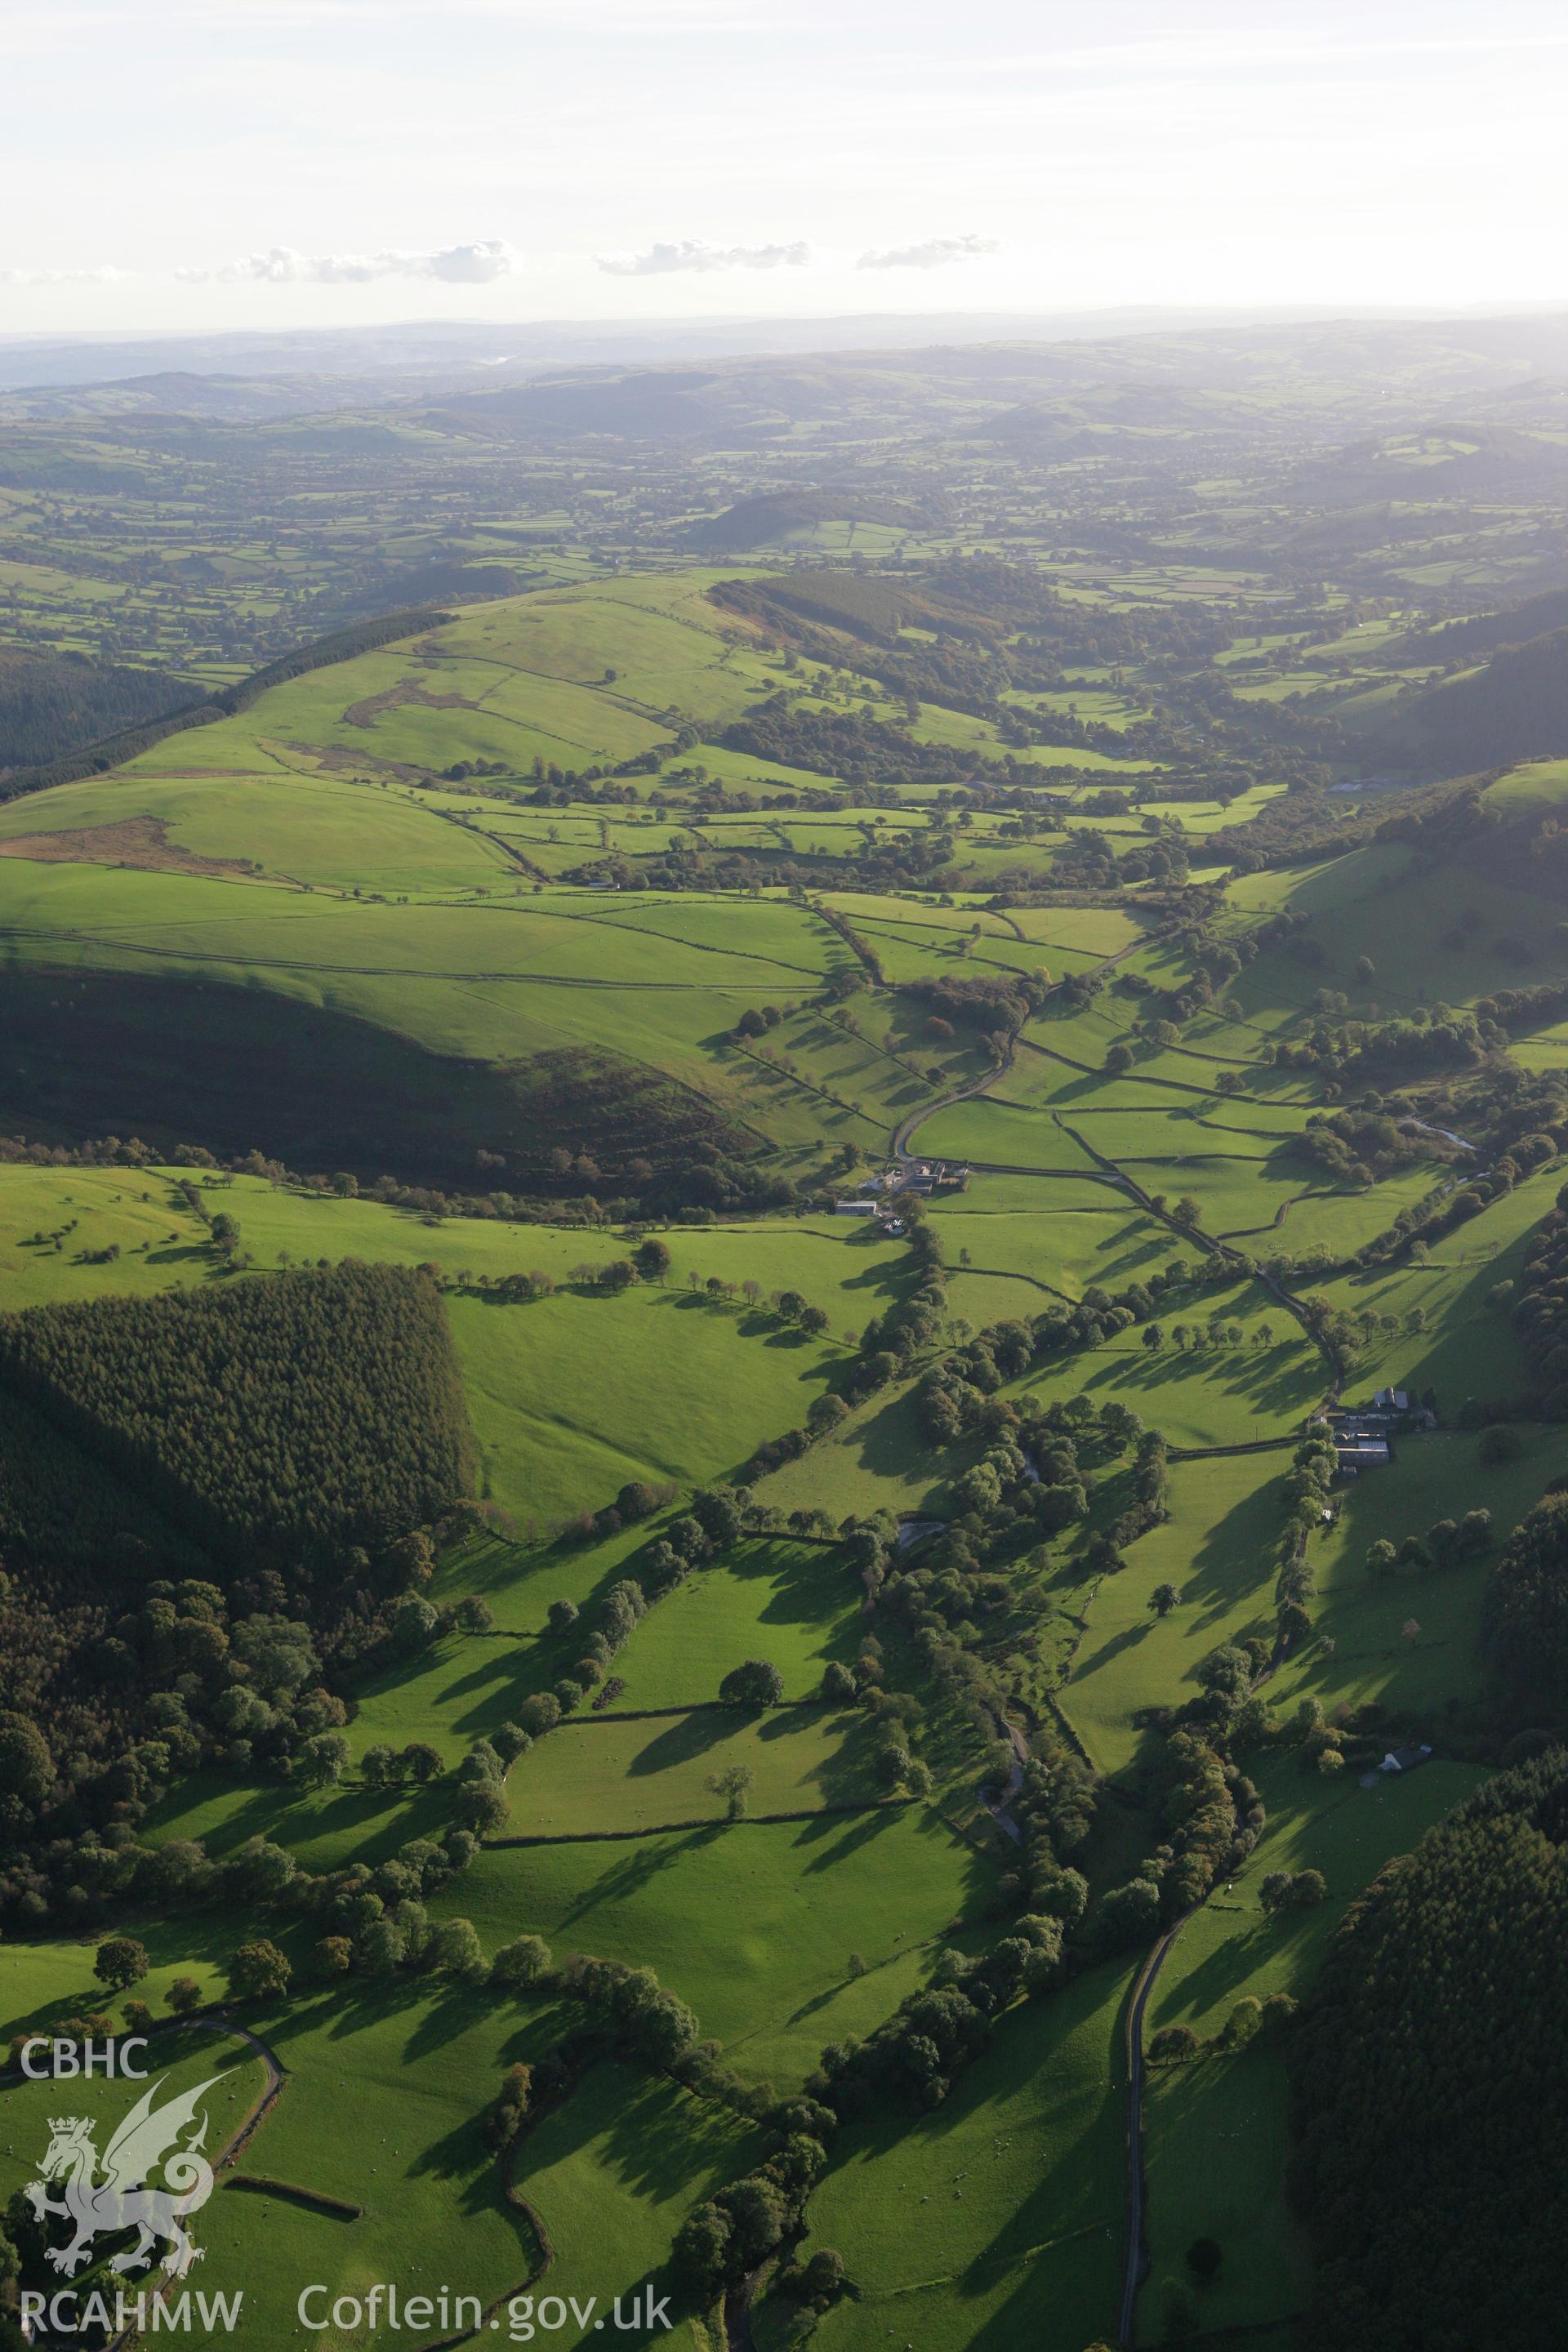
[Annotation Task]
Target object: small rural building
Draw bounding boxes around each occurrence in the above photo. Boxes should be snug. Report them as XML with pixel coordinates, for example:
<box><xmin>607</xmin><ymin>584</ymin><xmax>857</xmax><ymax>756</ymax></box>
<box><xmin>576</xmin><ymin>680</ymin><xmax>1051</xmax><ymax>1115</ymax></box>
<box><xmin>1335</xmin><ymin>1437</ymin><xmax>1391</xmax><ymax>1470</ymax></box>
<box><xmin>835</xmin><ymin>1200</ymin><xmax>880</xmax><ymax>1218</ymax></box>
<box><xmin>1379</xmin><ymin>1744</ymin><xmax>1434</xmax><ymax>1774</ymax></box>
<box><xmin>1374</xmin><ymin>1388</ymin><xmax>1410</xmax><ymax>1412</ymax></box>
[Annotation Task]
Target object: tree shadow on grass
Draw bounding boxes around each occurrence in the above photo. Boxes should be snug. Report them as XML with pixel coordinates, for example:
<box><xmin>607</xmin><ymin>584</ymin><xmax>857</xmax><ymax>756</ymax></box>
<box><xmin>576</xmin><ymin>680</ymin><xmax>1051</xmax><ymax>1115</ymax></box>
<box><xmin>1165</xmin><ymin>1476</ymin><xmax>1285</xmax><ymax>1637</ymax></box>
<box><xmin>621</xmin><ymin>1710</ymin><xmax>736</xmax><ymax>1778</ymax></box>
<box><xmin>550</xmin><ymin>1824</ymin><xmax>724</xmax><ymax>1928</ymax></box>
<box><xmin>1152</xmin><ymin>1907</ymin><xmax>1321</xmax><ymax>2034</ymax></box>
<box><xmin>794</xmin><ymin>1800</ymin><xmax>903</xmax><ymax>1875</ymax></box>
<box><xmin>577</xmin><ymin>2060</ymin><xmax>752</xmax><ymax>2211</ymax></box>
<box><xmin>1071</xmin><ymin>1618</ymin><xmax>1155</xmax><ymax>1681</ymax></box>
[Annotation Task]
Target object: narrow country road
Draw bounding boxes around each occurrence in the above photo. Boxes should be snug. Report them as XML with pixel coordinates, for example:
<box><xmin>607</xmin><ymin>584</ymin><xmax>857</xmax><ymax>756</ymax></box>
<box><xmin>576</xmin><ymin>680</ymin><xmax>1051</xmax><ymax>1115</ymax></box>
<box><xmin>1117</xmin><ymin>1915</ymin><xmax>1193</xmax><ymax>2345</ymax></box>
<box><xmin>892</xmin><ymin>1025</ymin><xmax>1019</xmax><ymax>1165</ymax></box>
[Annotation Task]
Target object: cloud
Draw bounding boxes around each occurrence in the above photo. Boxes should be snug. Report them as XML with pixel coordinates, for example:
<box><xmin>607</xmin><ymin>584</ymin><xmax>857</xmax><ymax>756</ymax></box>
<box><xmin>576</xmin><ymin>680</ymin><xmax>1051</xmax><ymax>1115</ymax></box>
<box><xmin>597</xmin><ymin>238</ymin><xmax>810</xmax><ymax>277</ymax></box>
<box><xmin>856</xmin><ymin>233</ymin><xmax>1000</xmax><ymax>271</ymax></box>
<box><xmin>176</xmin><ymin>238</ymin><xmax>518</xmax><ymax>286</ymax></box>
<box><xmin>0</xmin><ymin>264</ymin><xmax>131</xmax><ymax>285</ymax></box>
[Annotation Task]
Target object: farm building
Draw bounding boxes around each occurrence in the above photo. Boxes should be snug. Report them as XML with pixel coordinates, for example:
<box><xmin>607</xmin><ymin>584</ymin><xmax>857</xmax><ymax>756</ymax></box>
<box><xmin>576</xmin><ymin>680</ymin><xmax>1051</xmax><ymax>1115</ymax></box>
<box><xmin>891</xmin><ymin>1160</ymin><xmax>970</xmax><ymax>1196</ymax></box>
<box><xmin>1335</xmin><ymin>1437</ymin><xmax>1391</xmax><ymax>1471</ymax></box>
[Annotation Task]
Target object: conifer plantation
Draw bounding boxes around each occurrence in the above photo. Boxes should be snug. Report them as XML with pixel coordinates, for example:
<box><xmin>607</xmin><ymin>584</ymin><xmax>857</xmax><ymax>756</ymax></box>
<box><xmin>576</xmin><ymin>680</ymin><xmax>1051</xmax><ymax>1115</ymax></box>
<box><xmin>0</xmin><ymin>1263</ymin><xmax>474</xmax><ymax>1563</ymax></box>
<box><xmin>1290</xmin><ymin>1753</ymin><xmax>1568</xmax><ymax>2351</ymax></box>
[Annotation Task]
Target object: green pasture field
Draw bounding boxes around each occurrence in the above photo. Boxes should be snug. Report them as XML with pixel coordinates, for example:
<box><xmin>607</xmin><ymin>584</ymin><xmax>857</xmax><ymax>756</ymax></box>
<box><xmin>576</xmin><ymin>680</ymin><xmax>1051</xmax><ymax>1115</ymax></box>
<box><xmin>0</xmin><ymin>1931</ymin><xmax>229</xmax><ymax>2038</ymax></box>
<box><xmin>1118</xmin><ymin>1152</ymin><xmax>1324</xmax><ymax>1235</ymax></box>
<box><xmin>609</xmin><ymin>1540</ymin><xmax>862</xmax><ymax>1706</ymax></box>
<box><xmin>1512</xmin><ymin>1021</ymin><xmax>1568</xmax><ymax>1080</ymax></box>
<box><xmin>138</xmin><ymin>1765</ymin><xmax>455</xmax><ymax>1880</ymax></box>
<box><xmin>1004</xmin><ymin>684</ymin><xmax>1147</xmax><ymax>732</ymax></box>
<box><xmin>330</xmin><ymin>1518</ymin><xmax>862</xmax><ymax>1780</ymax></box>
<box><xmin>930</xmin><ymin>1174</ymin><xmax>1131</xmax><ymax>1214</ymax></box>
<box><xmin>444</xmin><ymin>1807</ymin><xmax>992</xmax><ymax>2076</ymax></box>
<box><xmin>1005</xmin><ymin>905</ymin><xmax>1144</xmax><ymax>957</ymax></box>
<box><xmin>1018</xmin><ymin>743</ymin><xmax>1165</xmax><ymax>773</ymax></box>
<box><xmin>1064</xmin><ymin>1453</ymin><xmax>1287</xmax><ymax>1775</ymax></box>
<box><xmin>1149</xmin><ymin>1754</ymin><xmax>1486</xmax><ymax>2044</ymax></box>
<box><xmin>0</xmin><ymin>1165</ymin><xmax>908</xmax><ymax>1327</ymax></box>
<box><xmin>0</xmin><ymin>856</ymin><xmax>840</xmax><ymax>993</ymax></box>
<box><xmin>1145</xmin><ymin>785</ymin><xmax>1289</xmax><ymax>831</ymax></box>
<box><xmin>504</xmin><ymin>1705</ymin><xmax>880</xmax><ymax>1836</ymax></box>
<box><xmin>915</xmin><ymin>1100</ymin><xmax>1103</xmax><ymax>1172</ymax></box>
<box><xmin>848</xmin><ymin>916</ymin><xmax>1098</xmax><ymax>986</ymax></box>
<box><xmin>1311</xmin><ymin>1163</ymin><xmax>1561</xmax><ymax>1408</ymax></box>
<box><xmin>721</xmin><ymin>1004</ymin><xmax>983</xmax><ymax>1147</ymax></box>
<box><xmin>1003</xmin><ymin>1063</ymin><xmax>1209</xmax><ymax>1119</ymax></box>
<box><xmin>785</xmin><ymin>1961</ymin><xmax>1130</xmax><ymax>2352</ymax></box>
<box><xmin>758</xmin><ymin>1374</ymin><xmax>961</xmax><ymax>1523</ymax></box>
<box><xmin>942</xmin><ymin>1268</ymin><xmax>1055</xmax><ymax>1327</ymax></box>
<box><xmin>1486</xmin><ymin>756</ymin><xmax>1568</xmax><ymax>816</ymax></box>
<box><xmin>1182</xmin><ymin>1102</ymin><xmax>1320</xmax><ymax>1144</ymax></box>
<box><xmin>1140</xmin><ymin>2047</ymin><xmax>1308</xmax><ymax>2342</ymax></box>
<box><xmin>1423</xmin><ymin>1160</ymin><xmax>1566</xmax><ymax>1265</ymax></box>
<box><xmin>1253</xmin><ymin>1168</ymin><xmax>1445</xmax><ymax>1258</ymax></box>
<box><xmin>0</xmin><ymin>1983</ymin><xmax>733</xmax><ymax>2352</ymax></box>
<box><xmin>0</xmin><ymin>850</ymin><xmax>868</xmax><ymax>1111</ymax></box>
<box><xmin>1061</xmin><ymin>1111</ymin><xmax>1281</xmax><ymax>1168</ymax></box>
<box><xmin>447</xmin><ymin>1286</ymin><xmax>843</xmax><ymax>1525</ymax></box>
<box><xmin>0</xmin><ymin>767</ymin><xmax>514</xmax><ymax>896</ymax></box>
<box><xmin>551</xmin><ymin>892</ymin><xmax>842</xmax><ymax>976</ymax></box>
<box><xmin>930</xmin><ymin>1205</ymin><xmax>1178</xmax><ymax>1298</ymax></box>
<box><xmin>1011</xmin><ymin>994</ymin><xmax>1140</xmax><ymax>1072</ymax></box>
<box><xmin>201</xmin><ymin>1989</ymin><xmax>557</xmax><ymax>2350</ymax></box>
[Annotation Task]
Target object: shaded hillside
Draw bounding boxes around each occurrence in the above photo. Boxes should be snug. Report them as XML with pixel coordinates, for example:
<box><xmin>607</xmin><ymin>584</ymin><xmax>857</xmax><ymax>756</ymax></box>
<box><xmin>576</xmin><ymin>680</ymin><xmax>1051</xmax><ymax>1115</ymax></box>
<box><xmin>1394</xmin><ymin>583</ymin><xmax>1568</xmax><ymax>663</ymax></box>
<box><xmin>0</xmin><ymin>972</ymin><xmax>753</xmax><ymax>1199</ymax></box>
<box><xmin>1379</xmin><ymin>628</ymin><xmax>1568</xmax><ymax>772</ymax></box>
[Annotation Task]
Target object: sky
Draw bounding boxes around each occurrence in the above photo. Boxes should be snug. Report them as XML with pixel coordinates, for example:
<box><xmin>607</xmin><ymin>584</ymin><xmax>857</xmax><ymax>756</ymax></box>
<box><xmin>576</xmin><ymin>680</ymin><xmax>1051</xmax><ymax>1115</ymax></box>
<box><xmin>2</xmin><ymin>0</ymin><xmax>1566</xmax><ymax>338</ymax></box>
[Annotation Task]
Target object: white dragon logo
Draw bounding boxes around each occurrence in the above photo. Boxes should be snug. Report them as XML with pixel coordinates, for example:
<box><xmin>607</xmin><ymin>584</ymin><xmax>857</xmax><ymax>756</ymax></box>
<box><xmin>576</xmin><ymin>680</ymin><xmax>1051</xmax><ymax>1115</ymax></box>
<box><xmin>24</xmin><ymin>2074</ymin><xmax>222</xmax><ymax>2278</ymax></box>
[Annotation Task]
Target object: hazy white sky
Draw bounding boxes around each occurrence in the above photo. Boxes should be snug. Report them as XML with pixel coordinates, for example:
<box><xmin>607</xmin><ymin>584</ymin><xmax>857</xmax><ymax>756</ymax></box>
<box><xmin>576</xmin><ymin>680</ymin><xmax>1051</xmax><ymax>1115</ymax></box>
<box><xmin>2</xmin><ymin>0</ymin><xmax>1565</xmax><ymax>336</ymax></box>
